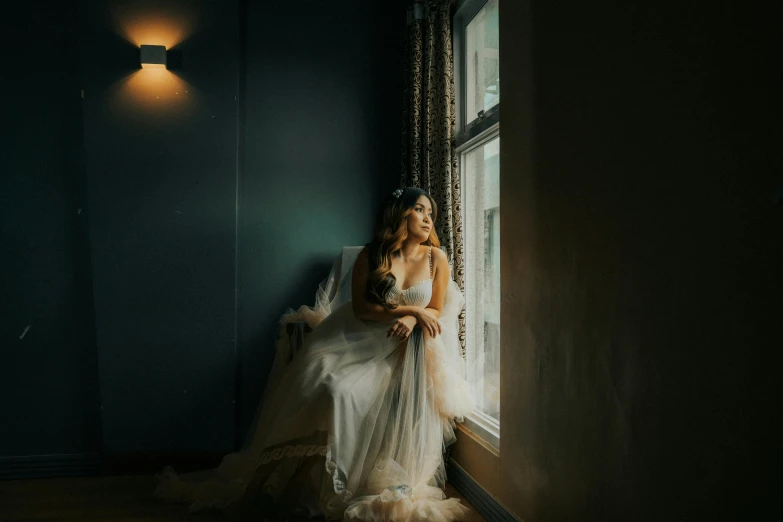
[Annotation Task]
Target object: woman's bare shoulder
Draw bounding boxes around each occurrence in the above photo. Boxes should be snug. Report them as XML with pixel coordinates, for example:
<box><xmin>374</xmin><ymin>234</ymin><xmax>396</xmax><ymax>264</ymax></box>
<box><xmin>430</xmin><ymin>246</ymin><xmax>449</xmax><ymax>276</ymax></box>
<box><xmin>431</xmin><ymin>246</ymin><xmax>447</xmax><ymax>262</ymax></box>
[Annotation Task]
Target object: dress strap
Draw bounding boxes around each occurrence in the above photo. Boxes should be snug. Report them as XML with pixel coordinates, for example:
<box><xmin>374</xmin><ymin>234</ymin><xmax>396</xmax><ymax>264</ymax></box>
<box><xmin>429</xmin><ymin>244</ymin><xmax>433</xmax><ymax>278</ymax></box>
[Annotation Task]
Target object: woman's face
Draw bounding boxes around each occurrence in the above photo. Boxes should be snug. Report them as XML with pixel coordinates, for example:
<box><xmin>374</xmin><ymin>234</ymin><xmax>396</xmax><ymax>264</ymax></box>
<box><xmin>406</xmin><ymin>195</ymin><xmax>433</xmax><ymax>242</ymax></box>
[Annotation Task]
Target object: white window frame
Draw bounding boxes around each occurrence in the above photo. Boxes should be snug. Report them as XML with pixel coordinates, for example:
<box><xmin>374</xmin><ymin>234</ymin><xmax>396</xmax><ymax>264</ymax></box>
<box><xmin>454</xmin><ymin>0</ymin><xmax>501</xmax><ymax>451</ymax></box>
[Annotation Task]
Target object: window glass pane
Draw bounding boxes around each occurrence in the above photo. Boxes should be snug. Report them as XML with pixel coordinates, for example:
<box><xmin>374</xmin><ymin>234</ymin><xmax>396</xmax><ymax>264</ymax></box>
<box><xmin>466</xmin><ymin>0</ymin><xmax>499</xmax><ymax>124</ymax></box>
<box><xmin>463</xmin><ymin>136</ymin><xmax>500</xmax><ymax>422</ymax></box>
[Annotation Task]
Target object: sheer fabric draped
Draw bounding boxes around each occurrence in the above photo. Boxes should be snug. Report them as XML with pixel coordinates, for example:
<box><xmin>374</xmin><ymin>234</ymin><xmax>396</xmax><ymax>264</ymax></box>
<box><xmin>155</xmin><ymin>247</ymin><xmax>474</xmax><ymax>521</ymax></box>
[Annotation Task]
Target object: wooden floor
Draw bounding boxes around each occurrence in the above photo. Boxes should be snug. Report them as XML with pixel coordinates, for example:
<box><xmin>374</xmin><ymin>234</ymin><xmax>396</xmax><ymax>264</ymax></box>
<box><xmin>0</xmin><ymin>475</ymin><xmax>485</xmax><ymax>522</ymax></box>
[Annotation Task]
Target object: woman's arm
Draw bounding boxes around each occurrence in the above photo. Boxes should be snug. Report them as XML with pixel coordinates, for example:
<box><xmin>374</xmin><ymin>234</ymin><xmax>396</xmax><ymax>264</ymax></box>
<box><xmin>424</xmin><ymin>246</ymin><xmax>450</xmax><ymax>319</ymax></box>
<box><xmin>351</xmin><ymin>248</ymin><xmax>423</xmax><ymax>322</ymax></box>
<box><xmin>408</xmin><ymin>247</ymin><xmax>449</xmax><ymax>336</ymax></box>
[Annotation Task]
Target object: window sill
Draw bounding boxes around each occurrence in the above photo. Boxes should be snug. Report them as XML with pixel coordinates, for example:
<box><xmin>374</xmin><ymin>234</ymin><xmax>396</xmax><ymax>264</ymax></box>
<box><xmin>457</xmin><ymin>409</ymin><xmax>500</xmax><ymax>456</ymax></box>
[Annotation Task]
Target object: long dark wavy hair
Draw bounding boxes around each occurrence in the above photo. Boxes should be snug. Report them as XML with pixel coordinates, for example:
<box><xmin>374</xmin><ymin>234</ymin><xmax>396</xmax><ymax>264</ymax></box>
<box><xmin>365</xmin><ymin>187</ymin><xmax>440</xmax><ymax>309</ymax></box>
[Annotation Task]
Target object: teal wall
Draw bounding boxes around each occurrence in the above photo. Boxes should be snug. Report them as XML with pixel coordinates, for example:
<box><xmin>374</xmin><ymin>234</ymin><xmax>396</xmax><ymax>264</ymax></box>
<box><xmin>236</xmin><ymin>0</ymin><xmax>405</xmax><ymax>440</ymax></box>
<box><xmin>0</xmin><ymin>0</ymin><xmax>404</xmax><ymax>464</ymax></box>
<box><xmin>0</xmin><ymin>1</ymin><xmax>102</xmax><ymax>462</ymax></box>
<box><xmin>78</xmin><ymin>0</ymin><xmax>240</xmax><ymax>454</ymax></box>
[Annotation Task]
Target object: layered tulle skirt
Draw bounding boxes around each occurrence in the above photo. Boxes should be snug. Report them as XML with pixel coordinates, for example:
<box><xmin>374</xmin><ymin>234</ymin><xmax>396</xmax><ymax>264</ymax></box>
<box><xmin>155</xmin><ymin>279</ymin><xmax>473</xmax><ymax>521</ymax></box>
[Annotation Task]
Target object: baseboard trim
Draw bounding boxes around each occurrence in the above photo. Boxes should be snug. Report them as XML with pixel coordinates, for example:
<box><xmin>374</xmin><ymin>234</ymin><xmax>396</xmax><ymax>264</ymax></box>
<box><xmin>102</xmin><ymin>451</ymin><xmax>224</xmax><ymax>476</ymax></box>
<box><xmin>0</xmin><ymin>453</ymin><xmax>101</xmax><ymax>480</ymax></box>
<box><xmin>448</xmin><ymin>459</ymin><xmax>522</xmax><ymax>522</ymax></box>
<box><xmin>0</xmin><ymin>451</ymin><xmax>226</xmax><ymax>480</ymax></box>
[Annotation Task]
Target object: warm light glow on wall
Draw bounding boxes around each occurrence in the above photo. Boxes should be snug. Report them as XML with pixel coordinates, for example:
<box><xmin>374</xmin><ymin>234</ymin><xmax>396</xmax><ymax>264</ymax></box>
<box><xmin>106</xmin><ymin>2</ymin><xmax>200</xmax><ymax>121</ymax></box>
<box><xmin>112</xmin><ymin>68</ymin><xmax>192</xmax><ymax>115</ymax></box>
<box><xmin>106</xmin><ymin>68</ymin><xmax>195</xmax><ymax>126</ymax></box>
<box><xmin>111</xmin><ymin>4</ymin><xmax>197</xmax><ymax>50</ymax></box>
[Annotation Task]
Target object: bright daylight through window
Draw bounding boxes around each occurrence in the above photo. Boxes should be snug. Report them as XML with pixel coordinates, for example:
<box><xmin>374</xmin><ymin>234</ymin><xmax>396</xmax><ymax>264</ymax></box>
<box><xmin>456</xmin><ymin>0</ymin><xmax>500</xmax><ymax>448</ymax></box>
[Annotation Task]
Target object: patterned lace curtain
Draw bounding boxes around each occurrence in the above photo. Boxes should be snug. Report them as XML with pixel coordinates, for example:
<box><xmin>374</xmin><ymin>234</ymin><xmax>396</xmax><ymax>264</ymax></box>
<box><xmin>400</xmin><ymin>0</ymin><xmax>466</xmax><ymax>357</ymax></box>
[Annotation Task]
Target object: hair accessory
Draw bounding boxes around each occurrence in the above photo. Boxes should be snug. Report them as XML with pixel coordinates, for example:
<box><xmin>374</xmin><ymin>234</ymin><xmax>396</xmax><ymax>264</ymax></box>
<box><xmin>392</xmin><ymin>188</ymin><xmax>403</xmax><ymax>199</ymax></box>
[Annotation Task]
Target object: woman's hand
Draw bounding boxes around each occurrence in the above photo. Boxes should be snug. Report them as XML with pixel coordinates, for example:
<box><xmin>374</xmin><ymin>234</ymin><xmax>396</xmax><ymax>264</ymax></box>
<box><xmin>388</xmin><ymin>315</ymin><xmax>418</xmax><ymax>341</ymax></box>
<box><xmin>415</xmin><ymin>309</ymin><xmax>442</xmax><ymax>337</ymax></box>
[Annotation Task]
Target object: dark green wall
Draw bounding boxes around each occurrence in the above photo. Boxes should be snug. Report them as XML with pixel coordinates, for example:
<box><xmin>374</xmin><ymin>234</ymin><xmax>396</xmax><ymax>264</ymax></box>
<box><xmin>500</xmin><ymin>1</ymin><xmax>780</xmax><ymax>520</ymax></box>
<box><xmin>0</xmin><ymin>1</ymin><xmax>103</xmax><ymax>462</ymax></box>
<box><xmin>78</xmin><ymin>0</ymin><xmax>240</xmax><ymax>454</ymax></box>
<box><xmin>237</xmin><ymin>0</ymin><xmax>405</xmax><ymax>438</ymax></box>
<box><xmin>1</xmin><ymin>0</ymin><xmax>405</xmax><ymax>464</ymax></box>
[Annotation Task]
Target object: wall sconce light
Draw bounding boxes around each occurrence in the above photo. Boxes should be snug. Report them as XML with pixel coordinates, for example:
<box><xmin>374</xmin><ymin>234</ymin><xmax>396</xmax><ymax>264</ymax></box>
<box><xmin>140</xmin><ymin>45</ymin><xmax>167</xmax><ymax>69</ymax></box>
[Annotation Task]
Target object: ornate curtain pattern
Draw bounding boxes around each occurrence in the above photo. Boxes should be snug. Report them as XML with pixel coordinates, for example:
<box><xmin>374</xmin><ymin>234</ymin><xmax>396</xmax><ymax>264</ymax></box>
<box><xmin>401</xmin><ymin>0</ymin><xmax>466</xmax><ymax>357</ymax></box>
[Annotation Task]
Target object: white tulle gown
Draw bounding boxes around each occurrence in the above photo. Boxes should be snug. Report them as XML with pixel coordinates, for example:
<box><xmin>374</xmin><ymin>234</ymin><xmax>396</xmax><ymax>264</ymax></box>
<box><xmin>155</xmin><ymin>246</ymin><xmax>475</xmax><ymax>521</ymax></box>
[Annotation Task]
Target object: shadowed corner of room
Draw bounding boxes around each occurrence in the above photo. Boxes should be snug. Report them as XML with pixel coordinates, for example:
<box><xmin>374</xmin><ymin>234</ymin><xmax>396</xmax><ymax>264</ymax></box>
<box><xmin>101</xmin><ymin>2</ymin><xmax>199</xmax><ymax>124</ymax></box>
